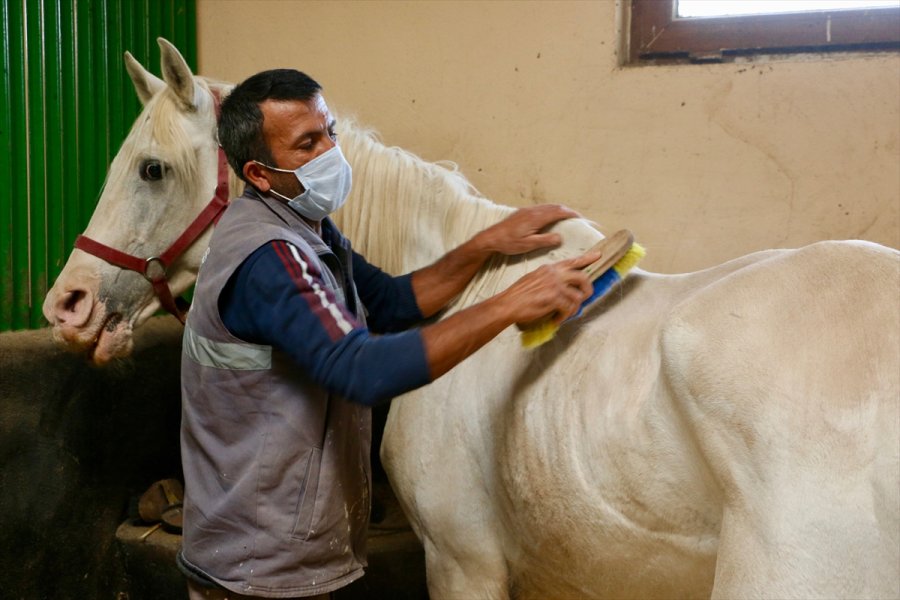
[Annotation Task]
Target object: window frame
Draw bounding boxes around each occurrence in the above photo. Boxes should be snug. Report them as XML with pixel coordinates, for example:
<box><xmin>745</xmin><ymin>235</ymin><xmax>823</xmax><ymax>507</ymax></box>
<box><xmin>629</xmin><ymin>0</ymin><xmax>900</xmax><ymax>64</ymax></box>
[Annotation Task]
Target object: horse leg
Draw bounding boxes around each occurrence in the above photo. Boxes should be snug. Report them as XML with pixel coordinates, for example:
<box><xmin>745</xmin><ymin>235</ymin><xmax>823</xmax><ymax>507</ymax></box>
<box><xmin>419</xmin><ymin>533</ymin><xmax>510</xmax><ymax>600</ymax></box>
<box><xmin>712</xmin><ymin>477</ymin><xmax>900</xmax><ymax>599</ymax></box>
<box><xmin>382</xmin><ymin>395</ymin><xmax>512</xmax><ymax>600</ymax></box>
<box><xmin>386</xmin><ymin>449</ymin><xmax>512</xmax><ymax>600</ymax></box>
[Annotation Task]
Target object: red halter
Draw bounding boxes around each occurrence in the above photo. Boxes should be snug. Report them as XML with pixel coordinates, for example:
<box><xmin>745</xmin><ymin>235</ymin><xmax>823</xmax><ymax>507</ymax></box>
<box><xmin>74</xmin><ymin>89</ymin><xmax>230</xmax><ymax>324</ymax></box>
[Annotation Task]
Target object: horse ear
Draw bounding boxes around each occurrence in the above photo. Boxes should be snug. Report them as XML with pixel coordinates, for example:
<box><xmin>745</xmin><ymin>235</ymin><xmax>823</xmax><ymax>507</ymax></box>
<box><xmin>157</xmin><ymin>37</ymin><xmax>200</xmax><ymax>110</ymax></box>
<box><xmin>124</xmin><ymin>51</ymin><xmax>164</xmax><ymax>105</ymax></box>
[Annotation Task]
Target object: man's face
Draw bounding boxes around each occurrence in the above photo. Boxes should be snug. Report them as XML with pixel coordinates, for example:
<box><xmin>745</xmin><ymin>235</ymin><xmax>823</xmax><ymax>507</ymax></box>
<box><xmin>258</xmin><ymin>94</ymin><xmax>337</xmax><ymax>198</ymax></box>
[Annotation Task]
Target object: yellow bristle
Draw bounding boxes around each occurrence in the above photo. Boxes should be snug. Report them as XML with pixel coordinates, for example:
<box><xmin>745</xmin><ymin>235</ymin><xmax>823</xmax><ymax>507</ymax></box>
<box><xmin>520</xmin><ymin>320</ymin><xmax>559</xmax><ymax>349</ymax></box>
<box><xmin>612</xmin><ymin>243</ymin><xmax>646</xmax><ymax>277</ymax></box>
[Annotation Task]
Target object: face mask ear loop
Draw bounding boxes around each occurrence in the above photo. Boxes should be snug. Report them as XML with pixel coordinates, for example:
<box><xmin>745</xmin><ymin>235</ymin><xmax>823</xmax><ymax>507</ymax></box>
<box><xmin>251</xmin><ymin>160</ymin><xmax>297</xmax><ymax>202</ymax></box>
<box><xmin>268</xmin><ymin>188</ymin><xmax>294</xmax><ymax>203</ymax></box>
<box><xmin>252</xmin><ymin>159</ymin><xmax>293</xmax><ymax>174</ymax></box>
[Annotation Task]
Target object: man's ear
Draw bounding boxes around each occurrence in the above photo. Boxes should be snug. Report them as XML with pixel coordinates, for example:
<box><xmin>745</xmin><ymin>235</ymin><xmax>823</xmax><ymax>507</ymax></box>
<box><xmin>243</xmin><ymin>161</ymin><xmax>271</xmax><ymax>192</ymax></box>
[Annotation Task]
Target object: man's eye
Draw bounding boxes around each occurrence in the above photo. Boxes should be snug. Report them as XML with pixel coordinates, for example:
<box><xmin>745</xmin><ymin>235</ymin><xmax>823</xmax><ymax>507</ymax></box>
<box><xmin>140</xmin><ymin>160</ymin><xmax>164</xmax><ymax>181</ymax></box>
<box><xmin>329</xmin><ymin>129</ymin><xmax>338</xmax><ymax>141</ymax></box>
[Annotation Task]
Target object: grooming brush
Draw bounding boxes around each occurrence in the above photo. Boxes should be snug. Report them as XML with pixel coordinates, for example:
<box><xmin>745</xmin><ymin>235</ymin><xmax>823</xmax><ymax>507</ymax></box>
<box><xmin>519</xmin><ymin>230</ymin><xmax>646</xmax><ymax>349</ymax></box>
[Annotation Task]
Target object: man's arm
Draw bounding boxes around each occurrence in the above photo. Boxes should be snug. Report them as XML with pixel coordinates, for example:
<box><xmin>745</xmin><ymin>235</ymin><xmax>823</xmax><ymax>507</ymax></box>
<box><xmin>420</xmin><ymin>251</ymin><xmax>599</xmax><ymax>379</ymax></box>
<box><xmin>411</xmin><ymin>204</ymin><xmax>581</xmax><ymax>317</ymax></box>
<box><xmin>351</xmin><ymin>253</ymin><xmax>423</xmax><ymax>333</ymax></box>
<box><xmin>221</xmin><ymin>238</ymin><xmax>597</xmax><ymax>404</ymax></box>
<box><xmin>220</xmin><ymin>241</ymin><xmax>431</xmax><ymax>406</ymax></box>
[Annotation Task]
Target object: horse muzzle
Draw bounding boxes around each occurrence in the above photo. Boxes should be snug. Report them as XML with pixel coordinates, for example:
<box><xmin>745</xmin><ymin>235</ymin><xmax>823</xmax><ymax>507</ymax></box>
<box><xmin>43</xmin><ymin>273</ymin><xmax>136</xmax><ymax>364</ymax></box>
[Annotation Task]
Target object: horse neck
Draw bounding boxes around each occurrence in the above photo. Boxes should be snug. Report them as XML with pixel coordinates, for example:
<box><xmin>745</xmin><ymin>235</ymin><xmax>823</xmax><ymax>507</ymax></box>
<box><xmin>332</xmin><ymin>118</ymin><xmax>611</xmax><ymax>312</ymax></box>
<box><xmin>335</xmin><ymin>118</ymin><xmax>514</xmax><ymax>274</ymax></box>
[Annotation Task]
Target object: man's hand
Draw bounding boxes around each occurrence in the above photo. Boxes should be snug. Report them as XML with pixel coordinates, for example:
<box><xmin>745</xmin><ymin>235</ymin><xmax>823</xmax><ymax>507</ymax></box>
<box><xmin>411</xmin><ymin>204</ymin><xmax>582</xmax><ymax>319</ymax></box>
<box><xmin>499</xmin><ymin>250</ymin><xmax>600</xmax><ymax>326</ymax></box>
<box><xmin>477</xmin><ymin>204</ymin><xmax>581</xmax><ymax>256</ymax></box>
<box><xmin>419</xmin><ymin>249</ymin><xmax>600</xmax><ymax>379</ymax></box>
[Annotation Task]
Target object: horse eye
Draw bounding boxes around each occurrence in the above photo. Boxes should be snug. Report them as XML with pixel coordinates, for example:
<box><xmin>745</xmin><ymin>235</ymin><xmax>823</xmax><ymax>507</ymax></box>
<box><xmin>140</xmin><ymin>160</ymin><xmax>164</xmax><ymax>182</ymax></box>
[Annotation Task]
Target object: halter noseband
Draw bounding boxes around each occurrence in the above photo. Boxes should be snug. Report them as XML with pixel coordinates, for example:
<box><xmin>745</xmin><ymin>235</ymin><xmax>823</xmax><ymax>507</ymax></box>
<box><xmin>73</xmin><ymin>88</ymin><xmax>230</xmax><ymax>324</ymax></box>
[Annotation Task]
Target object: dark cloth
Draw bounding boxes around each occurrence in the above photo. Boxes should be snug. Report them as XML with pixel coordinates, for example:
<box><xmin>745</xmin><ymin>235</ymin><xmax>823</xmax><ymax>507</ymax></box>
<box><xmin>219</xmin><ymin>236</ymin><xmax>429</xmax><ymax>406</ymax></box>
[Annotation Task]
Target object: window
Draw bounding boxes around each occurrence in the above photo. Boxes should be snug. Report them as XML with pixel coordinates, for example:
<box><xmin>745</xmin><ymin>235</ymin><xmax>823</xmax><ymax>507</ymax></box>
<box><xmin>629</xmin><ymin>0</ymin><xmax>900</xmax><ymax>64</ymax></box>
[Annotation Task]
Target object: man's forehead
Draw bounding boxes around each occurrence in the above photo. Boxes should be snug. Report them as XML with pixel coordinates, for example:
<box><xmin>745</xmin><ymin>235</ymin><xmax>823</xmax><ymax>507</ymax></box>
<box><xmin>261</xmin><ymin>95</ymin><xmax>331</xmax><ymax>122</ymax></box>
<box><xmin>311</xmin><ymin>94</ymin><xmax>329</xmax><ymax>115</ymax></box>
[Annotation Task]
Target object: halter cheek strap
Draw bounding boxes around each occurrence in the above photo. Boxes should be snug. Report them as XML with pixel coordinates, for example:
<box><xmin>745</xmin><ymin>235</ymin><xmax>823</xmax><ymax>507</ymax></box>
<box><xmin>73</xmin><ymin>88</ymin><xmax>231</xmax><ymax>324</ymax></box>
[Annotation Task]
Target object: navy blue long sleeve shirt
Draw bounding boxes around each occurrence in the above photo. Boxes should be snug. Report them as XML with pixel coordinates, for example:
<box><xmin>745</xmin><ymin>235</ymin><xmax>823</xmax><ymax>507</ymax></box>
<box><xmin>219</xmin><ymin>238</ymin><xmax>431</xmax><ymax>406</ymax></box>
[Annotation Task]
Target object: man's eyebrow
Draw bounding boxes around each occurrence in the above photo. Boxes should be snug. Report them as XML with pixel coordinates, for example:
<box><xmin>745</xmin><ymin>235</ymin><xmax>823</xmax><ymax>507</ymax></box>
<box><xmin>290</xmin><ymin>130</ymin><xmax>313</xmax><ymax>145</ymax></box>
<box><xmin>288</xmin><ymin>119</ymin><xmax>336</xmax><ymax>147</ymax></box>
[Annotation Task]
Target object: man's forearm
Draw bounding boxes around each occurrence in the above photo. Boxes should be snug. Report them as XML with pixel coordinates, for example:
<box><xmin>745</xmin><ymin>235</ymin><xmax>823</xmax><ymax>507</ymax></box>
<box><xmin>417</xmin><ymin>246</ymin><xmax>601</xmax><ymax>381</ymax></box>
<box><xmin>410</xmin><ymin>234</ymin><xmax>492</xmax><ymax>318</ymax></box>
<box><xmin>419</xmin><ymin>294</ymin><xmax>513</xmax><ymax>379</ymax></box>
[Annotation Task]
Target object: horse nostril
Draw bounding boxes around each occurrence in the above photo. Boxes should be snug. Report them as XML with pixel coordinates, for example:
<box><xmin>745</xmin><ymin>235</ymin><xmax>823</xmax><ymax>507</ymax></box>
<box><xmin>63</xmin><ymin>289</ymin><xmax>86</xmax><ymax>314</ymax></box>
<box><xmin>53</xmin><ymin>288</ymin><xmax>92</xmax><ymax>327</ymax></box>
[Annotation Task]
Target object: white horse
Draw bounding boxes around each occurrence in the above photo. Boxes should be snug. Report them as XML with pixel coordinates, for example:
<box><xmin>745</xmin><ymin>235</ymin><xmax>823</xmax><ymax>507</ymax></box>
<box><xmin>44</xmin><ymin>39</ymin><xmax>900</xmax><ymax>599</ymax></box>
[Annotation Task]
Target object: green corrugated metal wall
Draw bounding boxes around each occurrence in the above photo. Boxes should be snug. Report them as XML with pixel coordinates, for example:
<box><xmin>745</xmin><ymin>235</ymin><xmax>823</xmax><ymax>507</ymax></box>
<box><xmin>0</xmin><ymin>0</ymin><xmax>196</xmax><ymax>331</ymax></box>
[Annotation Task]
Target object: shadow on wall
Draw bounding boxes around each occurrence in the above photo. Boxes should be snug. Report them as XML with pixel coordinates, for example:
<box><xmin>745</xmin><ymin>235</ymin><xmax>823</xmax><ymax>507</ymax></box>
<box><xmin>0</xmin><ymin>317</ymin><xmax>184</xmax><ymax>600</ymax></box>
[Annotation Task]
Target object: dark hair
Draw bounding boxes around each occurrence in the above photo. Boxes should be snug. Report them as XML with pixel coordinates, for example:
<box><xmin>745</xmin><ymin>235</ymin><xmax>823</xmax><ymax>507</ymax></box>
<box><xmin>218</xmin><ymin>69</ymin><xmax>322</xmax><ymax>182</ymax></box>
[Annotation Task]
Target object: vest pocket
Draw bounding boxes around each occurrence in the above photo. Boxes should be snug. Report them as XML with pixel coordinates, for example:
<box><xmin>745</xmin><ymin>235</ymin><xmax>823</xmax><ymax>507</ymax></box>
<box><xmin>290</xmin><ymin>447</ymin><xmax>322</xmax><ymax>541</ymax></box>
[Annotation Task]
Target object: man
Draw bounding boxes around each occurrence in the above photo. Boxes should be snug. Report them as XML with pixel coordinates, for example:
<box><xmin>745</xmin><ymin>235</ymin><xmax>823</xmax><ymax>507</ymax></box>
<box><xmin>179</xmin><ymin>69</ymin><xmax>597</xmax><ymax>599</ymax></box>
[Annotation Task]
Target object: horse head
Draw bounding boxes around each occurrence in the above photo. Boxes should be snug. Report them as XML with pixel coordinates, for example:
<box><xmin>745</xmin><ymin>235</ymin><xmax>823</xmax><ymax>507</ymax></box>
<box><xmin>42</xmin><ymin>38</ymin><xmax>238</xmax><ymax>364</ymax></box>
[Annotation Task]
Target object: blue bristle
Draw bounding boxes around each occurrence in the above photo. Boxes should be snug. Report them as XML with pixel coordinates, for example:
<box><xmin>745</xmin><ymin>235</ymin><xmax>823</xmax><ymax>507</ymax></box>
<box><xmin>566</xmin><ymin>269</ymin><xmax>622</xmax><ymax>322</ymax></box>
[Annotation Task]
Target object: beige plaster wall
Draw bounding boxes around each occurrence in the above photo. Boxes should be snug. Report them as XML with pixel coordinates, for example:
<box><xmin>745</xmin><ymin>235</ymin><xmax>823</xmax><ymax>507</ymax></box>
<box><xmin>197</xmin><ymin>0</ymin><xmax>900</xmax><ymax>273</ymax></box>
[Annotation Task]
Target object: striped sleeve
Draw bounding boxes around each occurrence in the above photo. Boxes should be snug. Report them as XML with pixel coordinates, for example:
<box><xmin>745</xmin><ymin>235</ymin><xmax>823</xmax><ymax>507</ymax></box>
<box><xmin>219</xmin><ymin>241</ymin><xmax>432</xmax><ymax>405</ymax></box>
<box><xmin>270</xmin><ymin>240</ymin><xmax>356</xmax><ymax>340</ymax></box>
<box><xmin>351</xmin><ymin>251</ymin><xmax>424</xmax><ymax>333</ymax></box>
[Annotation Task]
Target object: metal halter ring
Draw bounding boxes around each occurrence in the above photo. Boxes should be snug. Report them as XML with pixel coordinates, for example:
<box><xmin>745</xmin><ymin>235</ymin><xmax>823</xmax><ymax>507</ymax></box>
<box><xmin>143</xmin><ymin>257</ymin><xmax>168</xmax><ymax>282</ymax></box>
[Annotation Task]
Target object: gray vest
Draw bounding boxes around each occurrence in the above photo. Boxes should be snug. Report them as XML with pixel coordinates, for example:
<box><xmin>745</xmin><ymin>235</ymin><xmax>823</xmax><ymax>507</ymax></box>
<box><xmin>180</xmin><ymin>189</ymin><xmax>371</xmax><ymax>597</ymax></box>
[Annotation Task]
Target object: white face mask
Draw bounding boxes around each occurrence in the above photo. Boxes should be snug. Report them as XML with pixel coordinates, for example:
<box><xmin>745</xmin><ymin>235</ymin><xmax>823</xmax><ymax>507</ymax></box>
<box><xmin>255</xmin><ymin>145</ymin><xmax>353</xmax><ymax>221</ymax></box>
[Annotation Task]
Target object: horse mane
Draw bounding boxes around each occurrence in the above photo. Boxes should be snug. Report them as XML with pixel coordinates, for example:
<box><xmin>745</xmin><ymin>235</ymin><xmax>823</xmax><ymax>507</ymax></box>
<box><xmin>331</xmin><ymin>117</ymin><xmax>609</xmax><ymax>312</ymax></box>
<box><xmin>334</xmin><ymin>116</ymin><xmax>514</xmax><ymax>275</ymax></box>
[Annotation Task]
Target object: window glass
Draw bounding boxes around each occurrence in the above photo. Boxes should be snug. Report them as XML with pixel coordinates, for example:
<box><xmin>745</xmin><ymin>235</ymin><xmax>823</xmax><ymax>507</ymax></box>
<box><xmin>630</xmin><ymin>0</ymin><xmax>900</xmax><ymax>64</ymax></box>
<box><xmin>677</xmin><ymin>0</ymin><xmax>900</xmax><ymax>18</ymax></box>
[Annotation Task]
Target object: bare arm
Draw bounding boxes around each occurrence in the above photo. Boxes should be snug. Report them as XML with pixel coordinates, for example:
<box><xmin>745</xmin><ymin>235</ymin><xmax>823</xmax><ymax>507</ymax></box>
<box><xmin>411</xmin><ymin>204</ymin><xmax>581</xmax><ymax>317</ymax></box>
<box><xmin>420</xmin><ymin>251</ymin><xmax>599</xmax><ymax>379</ymax></box>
